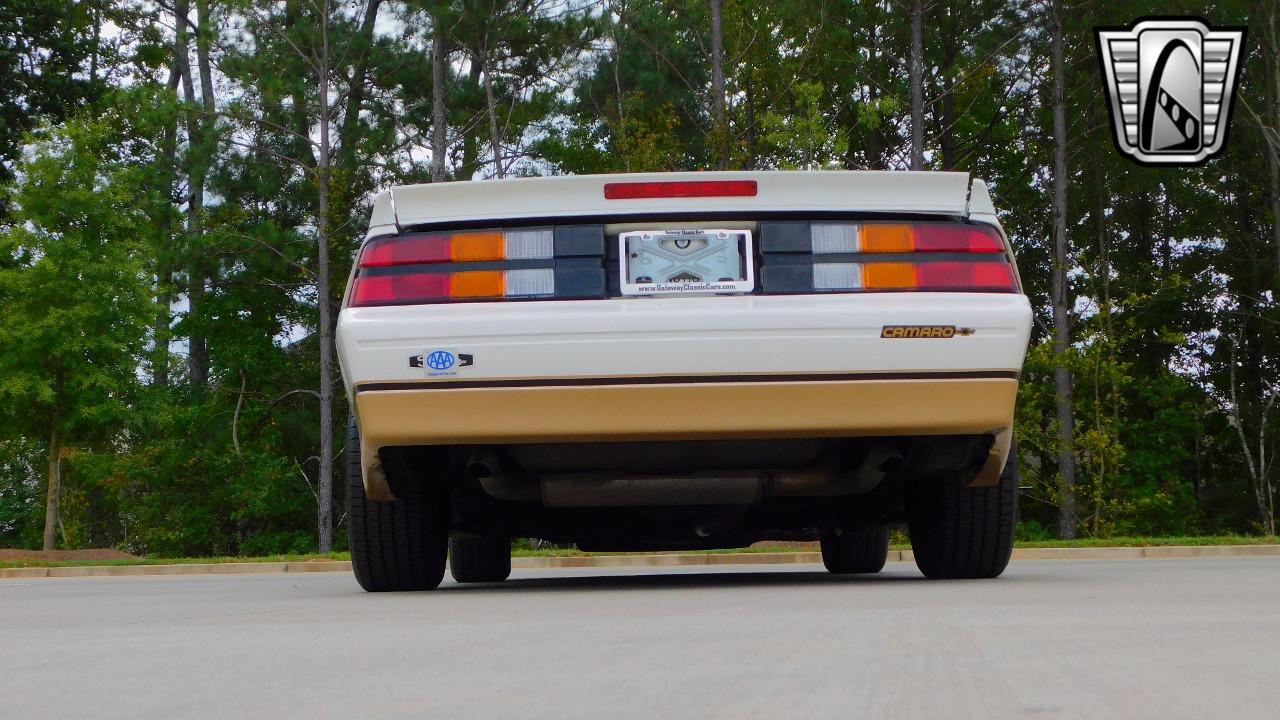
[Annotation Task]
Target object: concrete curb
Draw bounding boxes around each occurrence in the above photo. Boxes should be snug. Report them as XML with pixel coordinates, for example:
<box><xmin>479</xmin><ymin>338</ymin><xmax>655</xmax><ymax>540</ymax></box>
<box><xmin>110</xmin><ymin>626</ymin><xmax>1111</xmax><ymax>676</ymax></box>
<box><xmin>3</xmin><ymin>545</ymin><xmax>1278</xmax><ymax>579</ymax></box>
<box><xmin>0</xmin><ymin>561</ymin><xmax>354</xmax><ymax>579</ymax></box>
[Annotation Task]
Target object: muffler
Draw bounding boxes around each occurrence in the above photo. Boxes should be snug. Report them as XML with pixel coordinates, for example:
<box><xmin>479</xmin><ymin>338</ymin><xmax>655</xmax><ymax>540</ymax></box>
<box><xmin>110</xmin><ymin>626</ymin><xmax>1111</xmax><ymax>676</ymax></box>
<box><xmin>541</xmin><ymin>473</ymin><xmax>764</xmax><ymax>507</ymax></box>
<box><xmin>766</xmin><ymin>444</ymin><xmax>904</xmax><ymax>497</ymax></box>
<box><xmin>468</xmin><ymin>444</ymin><xmax>904</xmax><ymax>506</ymax></box>
<box><xmin>468</xmin><ymin>450</ymin><xmax>540</xmax><ymax>503</ymax></box>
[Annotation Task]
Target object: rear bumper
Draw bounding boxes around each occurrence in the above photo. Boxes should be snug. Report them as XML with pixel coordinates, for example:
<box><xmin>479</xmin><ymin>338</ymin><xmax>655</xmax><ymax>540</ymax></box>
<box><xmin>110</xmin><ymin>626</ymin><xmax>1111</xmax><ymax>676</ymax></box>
<box><xmin>354</xmin><ymin>375</ymin><xmax>1018</xmax><ymax>445</ymax></box>
<box><xmin>353</xmin><ymin>375</ymin><xmax>1018</xmax><ymax>500</ymax></box>
<box><xmin>338</xmin><ymin>293</ymin><xmax>1031</xmax><ymax>499</ymax></box>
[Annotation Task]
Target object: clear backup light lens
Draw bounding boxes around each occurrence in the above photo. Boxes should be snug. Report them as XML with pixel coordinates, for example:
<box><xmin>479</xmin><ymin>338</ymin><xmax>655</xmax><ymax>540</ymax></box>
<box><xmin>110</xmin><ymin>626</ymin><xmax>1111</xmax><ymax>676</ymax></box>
<box><xmin>813</xmin><ymin>263</ymin><xmax>860</xmax><ymax>290</ymax></box>
<box><xmin>504</xmin><ymin>268</ymin><xmax>555</xmax><ymax>296</ymax></box>
<box><xmin>504</xmin><ymin>229</ymin><xmax>554</xmax><ymax>260</ymax></box>
<box><xmin>811</xmin><ymin>224</ymin><xmax>858</xmax><ymax>254</ymax></box>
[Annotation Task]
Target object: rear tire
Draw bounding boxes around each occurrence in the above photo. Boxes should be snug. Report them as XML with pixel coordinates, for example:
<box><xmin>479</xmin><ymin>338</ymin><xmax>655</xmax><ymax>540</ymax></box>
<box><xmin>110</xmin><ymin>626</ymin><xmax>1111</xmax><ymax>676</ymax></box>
<box><xmin>906</xmin><ymin>443</ymin><xmax>1017</xmax><ymax>579</ymax></box>
<box><xmin>346</xmin><ymin>416</ymin><xmax>449</xmax><ymax>591</ymax></box>
<box><xmin>820</xmin><ymin>526</ymin><xmax>890</xmax><ymax>574</ymax></box>
<box><xmin>449</xmin><ymin>534</ymin><xmax>512</xmax><ymax>583</ymax></box>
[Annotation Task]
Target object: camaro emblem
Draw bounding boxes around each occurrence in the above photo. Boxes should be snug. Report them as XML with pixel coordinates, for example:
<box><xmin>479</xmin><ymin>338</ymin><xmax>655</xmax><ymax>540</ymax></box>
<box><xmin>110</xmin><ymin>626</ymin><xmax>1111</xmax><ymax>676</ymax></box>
<box><xmin>882</xmin><ymin>326</ymin><xmax>972</xmax><ymax>339</ymax></box>
<box><xmin>1095</xmin><ymin>18</ymin><xmax>1246</xmax><ymax>166</ymax></box>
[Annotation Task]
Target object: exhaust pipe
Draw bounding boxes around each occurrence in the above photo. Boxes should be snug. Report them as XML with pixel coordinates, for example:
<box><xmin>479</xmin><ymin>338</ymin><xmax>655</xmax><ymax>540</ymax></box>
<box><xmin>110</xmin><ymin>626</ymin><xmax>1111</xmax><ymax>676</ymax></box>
<box><xmin>541</xmin><ymin>473</ymin><xmax>764</xmax><ymax>508</ymax></box>
<box><xmin>470</xmin><ymin>444</ymin><xmax>904</xmax><ymax>506</ymax></box>
<box><xmin>469</xmin><ymin>450</ymin><xmax>767</xmax><ymax>506</ymax></box>
<box><xmin>769</xmin><ymin>445</ymin><xmax>904</xmax><ymax>497</ymax></box>
<box><xmin>468</xmin><ymin>450</ymin><xmax>541</xmax><ymax>503</ymax></box>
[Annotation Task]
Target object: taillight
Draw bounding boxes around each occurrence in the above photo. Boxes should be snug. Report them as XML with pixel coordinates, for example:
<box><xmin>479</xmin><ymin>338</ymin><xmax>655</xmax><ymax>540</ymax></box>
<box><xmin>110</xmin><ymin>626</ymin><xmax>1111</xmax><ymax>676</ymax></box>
<box><xmin>761</xmin><ymin>221</ymin><xmax>1017</xmax><ymax>294</ymax></box>
<box><xmin>351</xmin><ymin>268</ymin><xmax>555</xmax><ymax>305</ymax></box>
<box><xmin>811</xmin><ymin>261</ymin><xmax>1015</xmax><ymax>292</ymax></box>
<box><xmin>808</xmin><ymin>222</ymin><xmax>1005</xmax><ymax>254</ymax></box>
<box><xmin>349</xmin><ymin>226</ymin><xmax>604</xmax><ymax>306</ymax></box>
<box><xmin>359</xmin><ymin>228</ymin><xmax>553</xmax><ymax>266</ymax></box>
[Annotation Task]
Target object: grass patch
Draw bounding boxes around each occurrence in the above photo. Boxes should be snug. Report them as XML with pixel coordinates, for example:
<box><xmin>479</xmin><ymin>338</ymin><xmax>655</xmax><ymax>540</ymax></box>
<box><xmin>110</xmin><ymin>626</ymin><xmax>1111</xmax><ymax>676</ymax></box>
<box><xmin>0</xmin><ymin>552</ymin><xmax>349</xmax><ymax>570</ymax></box>
<box><xmin>1012</xmin><ymin>535</ymin><xmax>1279</xmax><ymax>548</ymax></box>
<box><xmin>3</xmin><ymin>536</ymin><xmax>1277</xmax><ymax>569</ymax></box>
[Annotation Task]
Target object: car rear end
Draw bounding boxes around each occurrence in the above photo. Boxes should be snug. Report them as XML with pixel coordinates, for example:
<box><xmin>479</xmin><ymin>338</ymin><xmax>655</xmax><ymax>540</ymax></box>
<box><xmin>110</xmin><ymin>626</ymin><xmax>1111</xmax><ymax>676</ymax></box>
<box><xmin>337</xmin><ymin>171</ymin><xmax>1032</xmax><ymax>590</ymax></box>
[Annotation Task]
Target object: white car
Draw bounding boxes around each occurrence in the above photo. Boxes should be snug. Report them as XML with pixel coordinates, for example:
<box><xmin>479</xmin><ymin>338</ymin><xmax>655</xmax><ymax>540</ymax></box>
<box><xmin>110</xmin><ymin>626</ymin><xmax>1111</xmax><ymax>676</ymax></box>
<box><xmin>337</xmin><ymin>171</ymin><xmax>1032</xmax><ymax>591</ymax></box>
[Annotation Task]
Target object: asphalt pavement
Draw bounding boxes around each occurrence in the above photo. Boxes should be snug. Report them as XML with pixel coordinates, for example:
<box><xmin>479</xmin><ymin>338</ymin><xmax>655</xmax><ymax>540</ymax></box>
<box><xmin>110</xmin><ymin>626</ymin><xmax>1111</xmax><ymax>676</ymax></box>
<box><xmin>2</xmin><ymin>557</ymin><xmax>1278</xmax><ymax>719</ymax></box>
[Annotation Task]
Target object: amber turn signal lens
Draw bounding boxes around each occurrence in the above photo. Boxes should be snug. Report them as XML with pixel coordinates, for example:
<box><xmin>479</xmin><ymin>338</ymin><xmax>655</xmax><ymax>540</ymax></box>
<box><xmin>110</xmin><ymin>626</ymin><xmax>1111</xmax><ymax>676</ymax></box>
<box><xmin>860</xmin><ymin>224</ymin><xmax>914</xmax><ymax>253</ymax></box>
<box><xmin>449</xmin><ymin>270</ymin><xmax>504</xmax><ymax>298</ymax></box>
<box><xmin>450</xmin><ymin>231</ymin><xmax>506</xmax><ymax>262</ymax></box>
<box><xmin>862</xmin><ymin>262</ymin><xmax>918</xmax><ymax>289</ymax></box>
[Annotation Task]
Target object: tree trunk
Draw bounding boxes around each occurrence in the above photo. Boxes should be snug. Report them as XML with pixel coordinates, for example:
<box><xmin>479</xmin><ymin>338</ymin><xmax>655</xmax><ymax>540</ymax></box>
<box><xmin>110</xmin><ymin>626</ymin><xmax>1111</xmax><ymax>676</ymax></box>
<box><xmin>610</xmin><ymin>14</ymin><xmax>628</xmax><ymax>170</ymax></box>
<box><xmin>461</xmin><ymin>56</ymin><xmax>482</xmax><ymax>179</ymax></box>
<box><xmin>1093</xmin><ymin>149</ymin><xmax>1121</xmax><ymax>430</ymax></box>
<box><xmin>1228</xmin><ymin>336</ymin><xmax>1276</xmax><ymax>536</ymax></box>
<box><xmin>316</xmin><ymin>0</ymin><xmax>335</xmax><ymax>553</ymax></box>
<box><xmin>481</xmin><ymin>54</ymin><xmax>504</xmax><ymax>178</ymax></box>
<box><xmin>709</xmin><ymin>0</ymin><xmax>727</xmax><ymax>169</ymax></box>
<box><xmin>744</xmin><ymin>69</ymin><xmax>756</xmax><ymax>169</ymax></box>
<box><xmin>1262</xmin><ymin>5</ymin><xmax>1280</xmax><ymax>275</ymax></box>
<box><xmin>859</xmin><ymin>43</ymin><xmax>884</xmax><ymax>170</ymax></box>
<box><xmin>940</xmin><ymin>69</ymin><xmax>957</xmax><ymax>170</ymax></box>
<box><xmin>909</xmin><ymin>0</ymin><xmax>924</xmax><ymax>170</ymax></box>
<box><xmin>42</xmin><ymin>417</ymin><xmax>62</xmax><ymax>551</ymax></box>
<box><xmin>287</xmin><ymin>0</ymin><xmax>316</xmax><ymax>166</ymax></box>
<box><xmin>1049</xmin><ymin>0</ymin><xmax>1077</xmax><ymax>538</ymax></box>
<box><xmin>937</xmin><ymin>11</ymin><xmax>959</xmax><ymax>171</ymax></box>
<box><xmin>179</xmin><ymin>0</ymin><xmax>209</xmax><ymax>388</ymax></box>
<box><xmin>337</xmin><ymin>0</ymin><xmax>384</xmax><ymax>170</ymax></box>
<box><xmin>154</xmin><ymin>53</ymin><xmax>183</xmax><ymax>388</ymax></box>
<box><xmin>432</xmin><ymin>12</ymin><xmax>448</xmax><ymax>183</ymax></box>
<box><xmin>193</xmin><ymin>0</ymin><xmax>217</xmax><ymax>387</ymax></box>
<box><xmin>89</xmin><ymin>4</ymin><xmax>100</xmax><ymax>84</ymax></box>
<box><xmin>195</xmin><ymin>0</ymin><xmax>215</xmax><ymax>117</ymax></box>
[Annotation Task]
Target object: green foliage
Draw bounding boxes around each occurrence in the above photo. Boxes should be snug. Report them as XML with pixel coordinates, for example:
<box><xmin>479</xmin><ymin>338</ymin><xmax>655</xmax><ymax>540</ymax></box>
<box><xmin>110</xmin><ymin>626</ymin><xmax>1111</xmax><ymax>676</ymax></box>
<box><xmin>759</xmin><ymin>82</ymin><xmax>848</xmax><ymax>170</ymax></box>
<box><xmin>2</xmin><ymin>0</ymin><xmax>1279</xmax><ymax>554</ymax></box>
<box><xmin>0</xmin><ymin>96</ymin><xmax>156</xmax><ymax>432</ymax></box>
<box><xmin>0</xmin><ymin>438</ymin><xmax>43</xmax><ymax>547</ymax></box>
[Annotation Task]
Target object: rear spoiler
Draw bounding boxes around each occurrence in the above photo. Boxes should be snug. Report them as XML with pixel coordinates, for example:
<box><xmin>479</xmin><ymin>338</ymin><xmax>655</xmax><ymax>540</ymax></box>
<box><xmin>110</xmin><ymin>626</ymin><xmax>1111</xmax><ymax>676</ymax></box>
<box><xmin>366</xmin><ymin>171</ymin><xmax>998</xmax><ymax>239</ymax></box>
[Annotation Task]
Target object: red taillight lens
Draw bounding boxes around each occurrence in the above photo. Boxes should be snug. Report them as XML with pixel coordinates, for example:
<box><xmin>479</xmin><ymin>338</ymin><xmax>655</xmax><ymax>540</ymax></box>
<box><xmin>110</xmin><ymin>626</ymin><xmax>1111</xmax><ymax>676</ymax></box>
<box><xmin>360</xmin><ymin>235</ymin><xmax>453</xmax><ymax>266</ymax></box>
<box><xmin>351</xmin><ymin>272</ymin><xmax>451</xmax><ymax>305</ymax></box>
<box><xmin>913</xmin><ymin>224</ymin><xmax>1004</xmax><ymax>253</ymax></box>
<box><xmin>603</xmin><ymin>180</ymin><xmax>758</xmax><ymax>200</ymax></box>
<box><xmin>916</xmin><ymin>261</ymin><xmax>1016</xmax><ymax>291</ymax></box>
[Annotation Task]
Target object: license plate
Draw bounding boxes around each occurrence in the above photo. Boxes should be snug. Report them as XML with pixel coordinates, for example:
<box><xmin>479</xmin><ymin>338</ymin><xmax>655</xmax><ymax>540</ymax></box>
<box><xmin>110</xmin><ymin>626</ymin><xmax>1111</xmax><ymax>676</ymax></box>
<box><xmin>619</xmin><ymin>229</ymin><xmax>756</xmax><ymax>296</ymax></box>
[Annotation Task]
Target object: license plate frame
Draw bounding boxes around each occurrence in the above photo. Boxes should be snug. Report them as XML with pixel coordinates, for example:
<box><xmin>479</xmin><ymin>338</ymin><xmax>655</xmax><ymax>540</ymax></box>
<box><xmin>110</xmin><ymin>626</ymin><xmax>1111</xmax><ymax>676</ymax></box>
<box><xmin>618</xmin><ymin>228</ymin><xmax>756</xmax><ymax>296</ymax></box>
